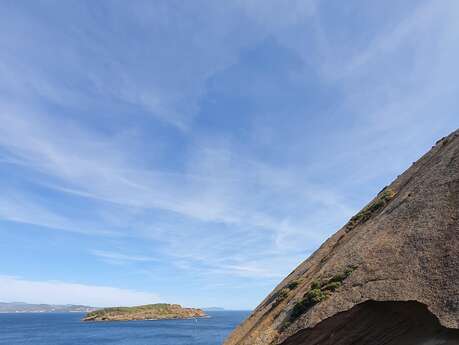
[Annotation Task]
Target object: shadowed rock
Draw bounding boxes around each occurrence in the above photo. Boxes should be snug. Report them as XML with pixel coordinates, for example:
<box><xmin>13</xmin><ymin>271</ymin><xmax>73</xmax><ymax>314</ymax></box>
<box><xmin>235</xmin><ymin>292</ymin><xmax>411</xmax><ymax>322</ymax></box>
<box><xmin>280</xmin><ymin>300</ymin><xmax>459</xmax><ymax>345</ymax></box>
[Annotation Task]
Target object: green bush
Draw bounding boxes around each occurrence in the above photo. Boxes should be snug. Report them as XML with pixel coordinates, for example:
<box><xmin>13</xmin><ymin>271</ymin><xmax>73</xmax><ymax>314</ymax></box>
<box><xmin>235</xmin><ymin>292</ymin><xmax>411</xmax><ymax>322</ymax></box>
<box><xmin>290</xmin><ymin>300</ymin><xmax>312</xmax><ymax>320</ymax></box>
<box><xmin>286</xmin><ymin>281</ymin><xmax>299</xmax><ymax>290</ymax></box>
<box><xmin>321</xmin><ymin>281</ymin><xmax>341</xmax><ymax>292</ymax></box>
<box><xmin>288</xmin><ymin>289</ymin><xmax>327</xmax><ymax>322</ymax></box>
<box><xmin>346</xmin><ymin>188</ymin><xmax>396</xmax><ymax>229</ymax></box>
<box><xmin>285</xmin><ymin>266</ymin><xmax>357</xmax><ymax>325</ymax></box>
<box><xmin>305</xmin><ymin>288</ymin><xmax>327</xmax><ymax>303</ymax></box>
<box><xmin>343</xmin><ymin>266</ymin><xmax>356</xmax><ymax>277</ymax></box>
<box><xmin>326</xmin><ymin>266</ymin><xmax>356</xmax><ymax>285</ymax></box>
<box><xmin>277</xmin><ymin>289</ymin><xmax>288</xmax><ymax>300</ymax></box>
<box><xmin>271</xmin><ymin>288</ymin><xmax>289</xmax><ymax>307</ymax></box>
<box><xmin>327</xmin><ymin>272</ymin><xmax>347</xmax><ymax>284</ymax></box>
<box><xmin>310</xmin><ymin>280</ymin><xmax>321</xmax><ymax>290</ymax></box>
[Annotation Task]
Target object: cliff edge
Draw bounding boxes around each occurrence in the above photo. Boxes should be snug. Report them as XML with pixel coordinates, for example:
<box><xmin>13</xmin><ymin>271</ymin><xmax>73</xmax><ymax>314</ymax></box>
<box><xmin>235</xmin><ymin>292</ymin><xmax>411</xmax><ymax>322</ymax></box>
<box><xmin>224</xmin><ymin>129</ymin><xmax>459</xmax><ymax>345</ymax></box>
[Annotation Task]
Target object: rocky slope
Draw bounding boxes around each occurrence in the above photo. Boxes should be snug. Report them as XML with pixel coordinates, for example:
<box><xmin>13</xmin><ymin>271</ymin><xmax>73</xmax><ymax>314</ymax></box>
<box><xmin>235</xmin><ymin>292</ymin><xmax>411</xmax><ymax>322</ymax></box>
<box><xmin>224</xmin><ymin>129</ymin><xmax>459</xmax><ymax>345</ymax></box>
<box><xmin>82</xmin><ymin>303</ymin><xmax>206</xmax><ymax>322</ymax></box>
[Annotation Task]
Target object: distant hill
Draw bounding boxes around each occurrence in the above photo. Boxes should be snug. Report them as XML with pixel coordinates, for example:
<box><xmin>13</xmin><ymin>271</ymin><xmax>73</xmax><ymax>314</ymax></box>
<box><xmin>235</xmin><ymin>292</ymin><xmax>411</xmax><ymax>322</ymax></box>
<box><xmin>203</xmin><ymin>307</ymin><xmax>225</xmax><ymax>311</ymax></box>
<box><xmin>83</xmin><ymin>303</ymin><xmax>206</xmax><ymax>322</ymax></box>
<box><xmin>0</xmin><ymin>302</ymin><xmax>98</xmax><ymax>313</ymax></box>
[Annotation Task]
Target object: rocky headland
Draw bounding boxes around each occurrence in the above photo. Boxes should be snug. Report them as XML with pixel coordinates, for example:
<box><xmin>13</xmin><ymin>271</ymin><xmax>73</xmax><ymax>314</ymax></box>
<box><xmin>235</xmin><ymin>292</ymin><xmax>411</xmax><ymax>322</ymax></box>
<box><xmin>224</xmin><ymin>129</ymin><xmax>459</xmax><ymax>345</ymax></box>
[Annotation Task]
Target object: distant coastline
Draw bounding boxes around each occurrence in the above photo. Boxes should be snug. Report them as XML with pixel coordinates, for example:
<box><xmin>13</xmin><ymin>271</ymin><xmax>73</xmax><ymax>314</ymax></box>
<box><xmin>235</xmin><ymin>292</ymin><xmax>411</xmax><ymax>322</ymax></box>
<box><xmin>0</xmin><ymin>302</ymin><xmax>98</xmax><ymax>313</ymax></box>
<box><xmin>203</xmin><ymin>307</ymin><xmax>225</xmax><ymax>311</ymax></box>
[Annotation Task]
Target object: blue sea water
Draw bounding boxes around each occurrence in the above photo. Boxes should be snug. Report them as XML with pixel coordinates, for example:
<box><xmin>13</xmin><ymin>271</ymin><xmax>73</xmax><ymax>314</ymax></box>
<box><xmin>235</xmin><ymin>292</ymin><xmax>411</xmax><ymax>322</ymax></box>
<box><xmin>0</xmin><ymin>311</ymin><xmax>250</xmax><ymax>345</ymax></box>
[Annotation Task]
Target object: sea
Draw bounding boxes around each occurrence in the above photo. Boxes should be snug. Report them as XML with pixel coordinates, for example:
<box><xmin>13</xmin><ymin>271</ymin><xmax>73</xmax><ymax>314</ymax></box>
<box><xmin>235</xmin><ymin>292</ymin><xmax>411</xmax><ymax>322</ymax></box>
<box><xmin>0</xmin><ymin>311</ymin><xmax>250</xmax><ymax>345</ymax></box>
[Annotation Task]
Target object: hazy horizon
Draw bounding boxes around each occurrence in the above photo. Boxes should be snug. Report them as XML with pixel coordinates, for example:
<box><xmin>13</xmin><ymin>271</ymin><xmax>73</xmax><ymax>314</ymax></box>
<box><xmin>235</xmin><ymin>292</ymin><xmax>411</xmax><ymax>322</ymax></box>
<box><xmin>0</xmin><ymin>300</ymin><xmax>249</xmax><ymax>310</ymax></box>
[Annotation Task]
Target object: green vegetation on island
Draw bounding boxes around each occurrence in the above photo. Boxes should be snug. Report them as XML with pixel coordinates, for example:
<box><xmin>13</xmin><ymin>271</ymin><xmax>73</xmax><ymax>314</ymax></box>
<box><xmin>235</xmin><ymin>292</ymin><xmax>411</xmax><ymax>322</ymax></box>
<box><xmin>82</xmin><ymin>303</ymin><xmax>206</xmax><ymax>322</ymax></box>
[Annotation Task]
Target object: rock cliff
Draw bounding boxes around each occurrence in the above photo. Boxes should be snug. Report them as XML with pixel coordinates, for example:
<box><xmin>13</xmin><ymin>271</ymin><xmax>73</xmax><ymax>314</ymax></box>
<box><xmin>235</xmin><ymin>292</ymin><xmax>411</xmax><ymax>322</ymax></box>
<box><xmin>224</xmin><ymin>129</ymin><xmax>459</xmax><ymax>345</ymax></box>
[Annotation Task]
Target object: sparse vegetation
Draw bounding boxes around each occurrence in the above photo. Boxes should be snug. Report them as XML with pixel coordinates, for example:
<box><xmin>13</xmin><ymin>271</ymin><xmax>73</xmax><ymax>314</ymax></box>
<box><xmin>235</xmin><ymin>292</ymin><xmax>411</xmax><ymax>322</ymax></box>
<box><xmin>436</xmin><ymin>136</ymin><xmax>450</xmax><ymax>146</ymax></box>
<box><xmin>346</xmin><ymin>188</ymin><xmax>396</xmax><ymax>230</ymax></box>
<box><xmin>286</xmin><ymin>281</ymin><xmax>299</xmax><ymax>290</ymax></box>
<box><xmin>271</xmin><ymin>280</ymin><xmax>301</xmax><ymax>308</ymax></box>
<box><xmin>327</xmin><ymin>266</ymin><xmax>356</xmax><ymax>283</ymax></box>
<box><xmin>273</xmin><ymin>289</ymin><xmax>289</xmax><ymax>305</ymax></box>
<box><xmin>321</xmin><ymin>281</ymin><xmax>341</xmax><ymax>292</ymax></box>
<box><xmin>310</xmin><ymin>280</ymin><xmax>321</xmax><ymax>290</ymax></box>
<box><xmin>305</xmin><ymin>288</ymin><xmax>327</xmax><ymax>303</ymax></box>
<box><xmin>284</xmin><ymin>266</ymin><xmax>357</xmax><ymax>326</ymax></box>
<box><xmin>287</xmin><ymin>287</ymin><xmax>328</xmax><ymax>323</ymax></box>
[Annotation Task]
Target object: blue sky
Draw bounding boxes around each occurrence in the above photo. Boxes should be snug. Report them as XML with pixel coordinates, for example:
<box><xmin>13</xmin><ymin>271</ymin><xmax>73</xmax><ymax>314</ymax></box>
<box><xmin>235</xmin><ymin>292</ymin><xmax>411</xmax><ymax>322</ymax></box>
<box><xmin>0</xmin><ymin>0</ymin><xmax>458</xmax><ymax>309</ymax></box>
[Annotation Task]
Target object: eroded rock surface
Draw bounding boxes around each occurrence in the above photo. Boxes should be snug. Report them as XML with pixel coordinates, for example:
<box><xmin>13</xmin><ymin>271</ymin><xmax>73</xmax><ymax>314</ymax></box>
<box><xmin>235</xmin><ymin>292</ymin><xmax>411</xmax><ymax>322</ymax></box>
<box><xmin>280</xmin><ymin>301</ymin><xmax>459</xmax><ymax>345</ymax></box>
<box><xmin>224</xmin><ymin>129</ymin><xmax>459</xmax><ymax>345</ymax></box>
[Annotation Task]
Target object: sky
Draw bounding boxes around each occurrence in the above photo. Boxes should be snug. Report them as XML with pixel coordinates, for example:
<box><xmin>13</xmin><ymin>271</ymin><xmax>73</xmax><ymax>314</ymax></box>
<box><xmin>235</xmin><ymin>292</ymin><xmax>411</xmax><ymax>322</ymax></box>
<box><xmin>0</xmin><ymin>0</ymin><xmax>458</xmax><ymax>310</ymax></box>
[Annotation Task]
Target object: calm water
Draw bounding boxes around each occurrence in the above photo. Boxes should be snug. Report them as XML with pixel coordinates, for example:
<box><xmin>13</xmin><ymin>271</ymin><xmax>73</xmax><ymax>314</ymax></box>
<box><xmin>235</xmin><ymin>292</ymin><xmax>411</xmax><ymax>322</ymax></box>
<box><xmin>0</xmin><ymin>311</ymin><xmax>250</xmax><ymax>345</ymax></box>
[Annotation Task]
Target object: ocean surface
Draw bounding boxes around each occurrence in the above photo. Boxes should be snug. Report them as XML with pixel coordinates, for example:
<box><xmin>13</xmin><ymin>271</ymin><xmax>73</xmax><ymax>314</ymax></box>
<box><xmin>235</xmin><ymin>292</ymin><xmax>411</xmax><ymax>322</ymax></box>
<box><xmin>0</xmin><ymin>311</ymin><xmax>250</xmax><ymax>345</ymax></box>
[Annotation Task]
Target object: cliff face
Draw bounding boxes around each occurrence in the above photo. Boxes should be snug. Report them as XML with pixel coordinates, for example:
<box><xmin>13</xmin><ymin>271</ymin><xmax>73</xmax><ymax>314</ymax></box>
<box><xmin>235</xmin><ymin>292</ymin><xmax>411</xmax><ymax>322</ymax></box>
<box><xmin>224</xmin><ymin>129</ymin><xmax>459</xmax><ymax>345</ymax></box>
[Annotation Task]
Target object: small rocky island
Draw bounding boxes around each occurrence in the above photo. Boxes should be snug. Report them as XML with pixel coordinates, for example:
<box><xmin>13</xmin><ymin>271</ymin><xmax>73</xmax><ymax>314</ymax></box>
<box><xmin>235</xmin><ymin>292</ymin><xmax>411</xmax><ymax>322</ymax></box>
<box><xmin>83</xmin><ymin>303</ymin><xmax>206</xmax><ymax>322</ymax></box>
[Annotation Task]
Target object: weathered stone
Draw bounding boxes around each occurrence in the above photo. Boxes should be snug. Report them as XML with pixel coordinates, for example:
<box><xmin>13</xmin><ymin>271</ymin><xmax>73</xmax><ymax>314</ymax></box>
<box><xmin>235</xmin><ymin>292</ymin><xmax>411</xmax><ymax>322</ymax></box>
<box><xmin>224</xmin><ymin>129</ymin><xmax>459</xmax><ymax>345</ymax></box>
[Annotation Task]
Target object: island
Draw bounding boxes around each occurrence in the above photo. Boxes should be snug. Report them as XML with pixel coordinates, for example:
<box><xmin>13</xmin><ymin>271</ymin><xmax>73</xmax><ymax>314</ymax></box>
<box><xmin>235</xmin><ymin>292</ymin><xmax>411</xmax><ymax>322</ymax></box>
<box><xmin>82</xmin><ymin>303</ymin><xmax>206</xmax><ymax>322</ymax></box>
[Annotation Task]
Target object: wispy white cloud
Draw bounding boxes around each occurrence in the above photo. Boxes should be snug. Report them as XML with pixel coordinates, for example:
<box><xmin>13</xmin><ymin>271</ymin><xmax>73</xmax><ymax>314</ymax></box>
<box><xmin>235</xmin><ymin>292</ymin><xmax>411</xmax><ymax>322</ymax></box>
<box><xmin>0</xmin><ymin>275</ymin><xmax>160</xmax><ymax>307</ymax></box>
<box><xmin>0</xmin><ymin>103</ymin><xmax>340</xmax><ymax>284</ymax></box>
<box><xmin>0</xmin><ymin>103</ymin><xmax>349</xmax><ymax>242</ymax></box>
<box><xmin>211</xmin><ymin>264</ymin><xmax>282</xmax><ymax>279</ymax></box>
<box><xmin>1</xmin><ymin>0</ymin><xmax>458</xmax><ymax>309</ymax></box>
<box><xmin>0</xmin><ymin>191</ymin><xmax>113</xmax><ymax>236</ymax></box>
<box><xmin>91</xmin><ymin>250</ymin><xmax>158</xmax><ymax>264</ymax></box>
<box><xmin>339</xmin><ymin>1</ymin><xmax>451</xmax><ymax>78</ymax></box>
